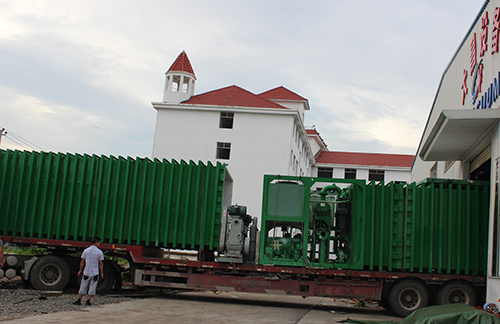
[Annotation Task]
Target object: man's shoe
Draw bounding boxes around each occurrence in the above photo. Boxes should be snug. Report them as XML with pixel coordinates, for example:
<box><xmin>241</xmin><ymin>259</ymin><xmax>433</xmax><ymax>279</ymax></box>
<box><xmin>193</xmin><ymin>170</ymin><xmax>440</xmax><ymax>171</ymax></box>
<box><xmin>73</xmin><ymin>299</ymin><xmax>81</xmax><ymax>305</ymax></box>
<box><xmin>86</xmin><ymin>300</ymin><xmax>92</xmax><ymax>306</ymax></box>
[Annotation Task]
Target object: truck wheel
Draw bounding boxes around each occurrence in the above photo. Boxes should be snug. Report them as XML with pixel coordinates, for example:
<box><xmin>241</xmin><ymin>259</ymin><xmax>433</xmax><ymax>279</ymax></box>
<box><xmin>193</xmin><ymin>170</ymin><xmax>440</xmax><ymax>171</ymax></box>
<box><xmin>437</xmin><ymin>282</ymin><xmax>477</xmax><ymax>305</ymax></box>
<box><xmin>29</xmin><ymin>255</ymin><xmax>70</xmax><ymax>291</ymax></box>
<box><xmin>96</xmin><ymin>263</ymin><xmax>115</xmax><ymax>294</ymax></box>
<box><xmin>388</xmin><ymin>280</ymin><xmax>429</xmax><ymax>317</ymax></box>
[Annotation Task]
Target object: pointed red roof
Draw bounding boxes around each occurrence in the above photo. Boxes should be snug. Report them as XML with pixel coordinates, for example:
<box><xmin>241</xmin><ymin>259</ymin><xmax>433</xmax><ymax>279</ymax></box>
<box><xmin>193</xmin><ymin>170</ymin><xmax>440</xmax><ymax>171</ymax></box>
<box><xmin>167</xmin><ymin>51</ymin><xmax>195</xmax><ymax>75</ymax></box>
<box><xmin>258</xmin><ymin>86</ymin><xmax>307</xmax><ymax>101</ymax></box>
<box><xmin>316</xmin><ymin>151</ymin><xmax>415</xmax><ymax>168</ymax></box>
<box><xmin>181</xmin><ymin>85</ymin><xmax>288</xmax><ymax>109</ymax></box>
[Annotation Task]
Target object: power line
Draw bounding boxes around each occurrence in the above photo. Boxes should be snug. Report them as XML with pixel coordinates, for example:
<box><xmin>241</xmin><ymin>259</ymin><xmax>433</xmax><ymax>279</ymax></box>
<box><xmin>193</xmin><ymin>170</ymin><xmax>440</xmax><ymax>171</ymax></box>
<box><xmin>8</xmin><ymin>131</ymin><xmax>45</xmax><ymax>151</ymax></box>
<box><xmin>0</xmin><ymin>128</ymin><xmax>46</xmax><ymax>151</ymax></box>
<box><xmin>3</xmin><ymin>135</ymin><xmax>32</xmax><ymax>150</ymax></box>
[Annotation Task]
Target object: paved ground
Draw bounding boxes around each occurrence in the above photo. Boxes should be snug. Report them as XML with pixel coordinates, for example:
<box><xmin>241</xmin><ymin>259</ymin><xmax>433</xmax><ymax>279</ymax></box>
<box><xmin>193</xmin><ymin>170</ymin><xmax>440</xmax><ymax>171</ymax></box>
<box><xmin>4</xmin><ymin>291</ymin><xmax>402</xmax><ymax>324</ymax></box>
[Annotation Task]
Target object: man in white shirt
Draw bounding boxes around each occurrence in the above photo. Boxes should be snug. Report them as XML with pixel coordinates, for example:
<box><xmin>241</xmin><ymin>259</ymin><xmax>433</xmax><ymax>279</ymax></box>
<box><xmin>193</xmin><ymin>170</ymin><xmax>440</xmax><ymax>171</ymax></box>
<box><xmin>73</xmin><ymin>237</ymin><xmax>104</xmax><ymax>306</ymax></box>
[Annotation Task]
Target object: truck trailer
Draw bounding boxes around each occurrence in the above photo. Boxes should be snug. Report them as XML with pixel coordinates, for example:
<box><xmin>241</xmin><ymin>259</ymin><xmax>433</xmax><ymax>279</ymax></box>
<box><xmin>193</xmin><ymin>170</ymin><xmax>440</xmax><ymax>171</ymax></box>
<box><xmin>0</xmin><ymin>149</ymin><xmax>490</xmax><ymax>317</ymax></box>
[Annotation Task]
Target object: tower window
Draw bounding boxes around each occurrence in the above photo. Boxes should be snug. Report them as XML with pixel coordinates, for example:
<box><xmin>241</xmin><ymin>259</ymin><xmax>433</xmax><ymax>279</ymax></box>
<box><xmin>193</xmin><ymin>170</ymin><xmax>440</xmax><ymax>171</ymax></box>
<box><xmin>219</xmin><ymin>112</ymin><xmax>234</xmax><ymax>129</ymax></box>
<box><xmin>345</xmin><ymin>169</ymin><xmax>356</xmax><ymax>179</ymax></box>
<box><xmin>368</xmin><ymin>170</ymin><xmax>384</xmax><ymax>182</ymax></box>
<box><xmin>172</xmin><ymin>76</ymin><xmax>180</xmax><ymax>92</ymax></box>
<box><xmin>216</xmin><ymin>142</ymin><xmax>231</xmax><ymax>160</ymax></box>
<box><xmin>318</xmin><ymin>167</ymin><xmax>333</xmax><ymax>178</ymax></box>
<box><xmin>182</xmin><ymin>78</ymin><xmax>189</xmax><ymax>93</ymax></box>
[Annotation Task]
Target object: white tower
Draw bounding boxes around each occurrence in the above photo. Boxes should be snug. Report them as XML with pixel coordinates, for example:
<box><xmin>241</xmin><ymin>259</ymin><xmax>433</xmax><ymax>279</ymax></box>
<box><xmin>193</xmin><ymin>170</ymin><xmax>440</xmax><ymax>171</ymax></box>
<box><xmin>163</xmin><ymin>51</ymin><xmax>196</xmax><ymax>104</ymax></box>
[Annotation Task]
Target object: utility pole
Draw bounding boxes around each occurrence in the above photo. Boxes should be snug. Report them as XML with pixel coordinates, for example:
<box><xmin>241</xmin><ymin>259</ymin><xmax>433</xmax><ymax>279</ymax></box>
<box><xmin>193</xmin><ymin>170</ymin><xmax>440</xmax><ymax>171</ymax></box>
<box><xmin>0</xmin><ymin>128</ymin><xmax>7</xmax><ymax>148</ymax></box>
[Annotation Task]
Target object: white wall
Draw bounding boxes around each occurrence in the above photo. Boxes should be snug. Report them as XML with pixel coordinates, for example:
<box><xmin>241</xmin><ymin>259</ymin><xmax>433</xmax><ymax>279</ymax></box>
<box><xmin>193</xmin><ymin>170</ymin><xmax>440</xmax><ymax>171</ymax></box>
<box><xmin>385</xmin><ymin>170</ymin><xmax>411</xmax><ymax>183</ymax></box>
<box><xmin>355</xmin><ymin>169</ymin><xmax>367</xmax><ymax>180</ymax></box>
<box><xmin>308</xmin><ymin>137</ymin><xmax>323</xmax><ymax>156</ymax></box>
<box><xmin>333</xmin><ymin>167</ymin><xmax>344</xmax><ymax>178</ymax></box>
<box><xmin>289</xmin><ymin>121</ymin><xmax>314</xmax><ymax>176</ymax></box>
<box><xmin>269</xmin><ymin>100</ymin><xmax>307</xmax><ymax>121</ymax></box>
<box><xmin>153</xmin><ymin>108</ymin><xmax>220</xmax><ymax>162</ymax></box>
<box><xmin>152</xmin><ymin>105</ymin><xmax>314</xmax><ymax>219</ymax></box>
<box><xmin>227</xmin><ymin>112</ymin><xmax>294</xmax><ymax>217</ymax></box>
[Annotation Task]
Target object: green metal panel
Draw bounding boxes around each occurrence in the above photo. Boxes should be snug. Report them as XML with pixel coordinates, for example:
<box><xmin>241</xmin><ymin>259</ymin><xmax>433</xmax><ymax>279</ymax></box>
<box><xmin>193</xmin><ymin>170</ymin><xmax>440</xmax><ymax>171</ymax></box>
<box><xmin>266</xmin><ymin>182</ymin><xmax>304</xmax><ymax>217</ymax></box>
<box><xmin>405</xmin><ymin>180</ymin><xmax>489</xmax><ymax>275</ymax></box>
<box><xmin>0</xmin><ymin>149</ymin><xmax>229</xmax><ymax>250</ymax></box>
<box><xmin>349</xmin><ymin>181</ymin><xmax>406</xmax><ymax>271</ymax></box>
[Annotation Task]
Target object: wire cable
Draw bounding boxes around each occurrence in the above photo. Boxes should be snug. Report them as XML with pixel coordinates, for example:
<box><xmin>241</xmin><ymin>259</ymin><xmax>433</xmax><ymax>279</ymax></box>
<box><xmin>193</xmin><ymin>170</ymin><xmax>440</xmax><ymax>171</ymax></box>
<box><xmin>3</xmin><ymin>135</ymin><xmax>31</xmax><ymax>150</ymax></box>
<box><xmin>2</xmin><ymin>128</ymin><xmax>45</xmax><ymax>151</ymax></box>
<box><xmin>8</xmin><ymin>130</ymin><xmax>45</xmax><ymax>150</ymax></box>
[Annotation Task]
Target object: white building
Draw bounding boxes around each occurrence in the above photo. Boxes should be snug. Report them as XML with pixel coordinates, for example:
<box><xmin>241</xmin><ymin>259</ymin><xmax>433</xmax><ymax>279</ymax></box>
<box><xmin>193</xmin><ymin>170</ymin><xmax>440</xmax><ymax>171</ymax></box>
<box><xmin>412</xmin><ymin>0</ymin><xmax>500</xmax><ymax>303</ymax></box>
<box><xmin>306</xmin><ymin>128</ymin><xmax>414</xmax><ymax>183</ymax></box>
<box><xmin>152</xmin><ymin>51</ymin><xmax>314</xmax><ymax>218</ymax></box>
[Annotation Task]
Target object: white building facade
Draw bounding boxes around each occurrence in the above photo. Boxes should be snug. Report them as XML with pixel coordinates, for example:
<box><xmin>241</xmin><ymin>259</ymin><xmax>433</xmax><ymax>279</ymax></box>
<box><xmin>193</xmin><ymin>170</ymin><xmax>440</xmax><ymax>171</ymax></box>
<box><xmin>152</xmin><ymin>51</ymin><xmax>314</xmax><ymax>218</ymax></box>
<box><xmin>412</xmin><ymin>0</ymin><xmax>500</xmax><ymax>303</ymax></box>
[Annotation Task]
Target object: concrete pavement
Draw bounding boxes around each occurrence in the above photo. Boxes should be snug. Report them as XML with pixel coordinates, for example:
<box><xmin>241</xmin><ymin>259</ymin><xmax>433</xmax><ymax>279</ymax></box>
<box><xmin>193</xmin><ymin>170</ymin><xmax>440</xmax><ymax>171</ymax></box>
<box><xmin>5</xmin><ymin>291</ymin><xmax>402</xmax><ymax>324</ymax></box>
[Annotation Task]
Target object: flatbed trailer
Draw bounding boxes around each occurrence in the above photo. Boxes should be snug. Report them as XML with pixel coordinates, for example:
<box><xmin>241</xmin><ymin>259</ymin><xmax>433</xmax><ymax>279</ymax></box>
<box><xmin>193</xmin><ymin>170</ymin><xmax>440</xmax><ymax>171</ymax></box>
<box><xmin>0</xmin><ymin>235</ymin><xmax>486</xmax><ymax>318</ymax></box>
<box><xmin>0</xmin><ymin>149</ymin><xmax>491</xmax><ymax>317</ymax></box>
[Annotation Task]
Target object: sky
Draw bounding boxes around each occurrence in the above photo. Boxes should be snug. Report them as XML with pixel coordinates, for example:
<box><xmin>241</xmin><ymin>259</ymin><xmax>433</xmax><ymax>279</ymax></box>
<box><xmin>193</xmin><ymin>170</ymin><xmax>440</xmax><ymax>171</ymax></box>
<box><xmin>0</xmin><ymin>0</ymin><xmax>489</xmax><ymax>158</ymax></box>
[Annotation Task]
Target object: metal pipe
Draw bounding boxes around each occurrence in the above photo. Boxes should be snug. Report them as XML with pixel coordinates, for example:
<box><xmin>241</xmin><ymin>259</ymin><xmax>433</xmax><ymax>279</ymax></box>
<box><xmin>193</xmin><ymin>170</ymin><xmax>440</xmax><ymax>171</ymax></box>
<box><xmin>319</xmin><ymin>184</ymin><xmax>343</xmax><ymax>198</ymax></box>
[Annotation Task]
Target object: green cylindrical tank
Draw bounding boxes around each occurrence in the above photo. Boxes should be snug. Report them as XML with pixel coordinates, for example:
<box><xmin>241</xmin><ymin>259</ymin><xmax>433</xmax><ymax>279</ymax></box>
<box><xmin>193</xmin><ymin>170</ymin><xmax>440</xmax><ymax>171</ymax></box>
<box><xmin>0</xmin><ymin>149</ymin><xmax>231</xmax><ymax>250</ymax></box>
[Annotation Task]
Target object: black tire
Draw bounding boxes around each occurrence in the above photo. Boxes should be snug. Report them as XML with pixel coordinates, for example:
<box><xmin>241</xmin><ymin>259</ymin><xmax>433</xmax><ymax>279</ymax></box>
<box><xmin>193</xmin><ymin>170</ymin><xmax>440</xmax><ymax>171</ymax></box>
<box><xmin>29</xmin><ymin>255</ymin><xmax>70</xmax><ymax>291</ymax></box>
<box><xmin>96</xmin><ymin>263</ymin><xmax>115</xmax><ymax>295</ymax></box>
<box><xmin>388</xmin><ymin>280</ymin><xmax>429</xmax><ymax>317</ymax></box>
<box><xmin>437</xmin><ymin>281</ymin><xmax>477</xmax><ymax>305</ymax></box>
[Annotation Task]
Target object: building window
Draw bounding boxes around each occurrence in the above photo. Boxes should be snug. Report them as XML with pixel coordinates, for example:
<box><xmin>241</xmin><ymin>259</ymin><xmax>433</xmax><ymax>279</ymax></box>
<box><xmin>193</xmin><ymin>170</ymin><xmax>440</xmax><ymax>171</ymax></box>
<box><xmin>345</xmin><ymin>168</ymin><xmax>356</xmax><ymax>179</ymax></box>
<box><xmin>318</xmin><ymin>167</ymin><xmax>333</xmax><ymax>178</ymax></box>
<box><xmin>368</xmin><ymin>170</ymin><xmax>384</xmax><ymax>182</ymax></box>
<box><xmin>216</xmin><ymin>142</ymin><xmax>231</xmax><ymax>160</ymax></box>
<box><xmin>172</xmin><ymin>75</ymin><xmax>180</xmax><ymax>92</ymax></box>
<box><xmin>182</xmin><ymin>77</ymin><xmax>189</xmax><ymax>93</ymax></box>
<box><xmin>219</xmin><ymin>112</ymin><xmax>234</xmax><ymax>129</ymax></box>
<box><xmin>430</xmin><ymin>162</ymin><xmax>437</xmax><ymax>178</ymax></box>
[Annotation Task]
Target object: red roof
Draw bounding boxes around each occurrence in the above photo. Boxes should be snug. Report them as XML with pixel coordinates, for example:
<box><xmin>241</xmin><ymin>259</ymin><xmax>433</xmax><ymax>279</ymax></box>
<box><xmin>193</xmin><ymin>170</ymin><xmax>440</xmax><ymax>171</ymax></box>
<box><xmin>182</xmin><ymin>85</ymin><xmax>288</xmax><ymax>109</ymax></box>
<box><xmin>316</xmin><ymin>151</ymin><xmax>415</xmax><ymax>168</ymax></box>
<box><xmin>306</xmin><ymin>129</ymin><xmax>318</xmax><ymax>135</ymax></box>
<box><xmin>258</xmin><ymin>86</ymin><xmax>308</xmax><ymax>101</ymax></box>
<box><xmin>168</xmin><ymin>51</ymin><xmax>195</xmax><ymax>75</ymax></box>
